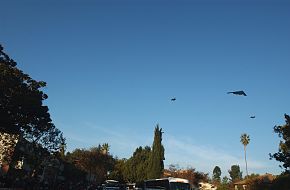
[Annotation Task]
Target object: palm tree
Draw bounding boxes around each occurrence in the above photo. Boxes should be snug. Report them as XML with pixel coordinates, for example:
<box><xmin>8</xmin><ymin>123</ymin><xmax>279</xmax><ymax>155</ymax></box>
<box><xmin>240</xmin><ymin>133</ymin><xmax>250</xmax><ymax>177</ymax></box>
<box><xmin>101</xmin><ymin>143</ymin><xmax>110</xmax><ymax>154</ymax></box>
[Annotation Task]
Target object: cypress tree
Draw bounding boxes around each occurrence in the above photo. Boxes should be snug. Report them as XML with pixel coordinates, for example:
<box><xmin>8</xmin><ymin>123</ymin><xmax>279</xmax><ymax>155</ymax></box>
<box><xmin>147</xmin><ymin>124</ymin><xmax>165</xmax><ymax>179</ymax></box>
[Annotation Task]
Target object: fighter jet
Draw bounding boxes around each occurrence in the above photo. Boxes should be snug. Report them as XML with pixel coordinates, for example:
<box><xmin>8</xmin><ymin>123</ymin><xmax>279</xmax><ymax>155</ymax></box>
<box><xmin>227</xmin><ymin>90</ymin><xmax>247</xmax><ymax>96</ymax></box>
<box><xmin>171</xmin><ymin>97</ymin><xmax>176</xmax><ymax>101</ymax></box>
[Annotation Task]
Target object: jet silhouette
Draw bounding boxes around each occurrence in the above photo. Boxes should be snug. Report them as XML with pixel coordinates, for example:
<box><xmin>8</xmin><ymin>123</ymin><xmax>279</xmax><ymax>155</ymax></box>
<box><xmin>250</xmin><ymin>116</ymin><xmax>256</xmax><ymax>119</ymax></box>
<box><xmin>227</xmin><ymin>90</ymin><xmax>247</xmax><ymax>96</ymax></box>
<box><xmin>171</xmin><ymin>98</ymin><xmax>176</xmax><ymax>101</ymax></box>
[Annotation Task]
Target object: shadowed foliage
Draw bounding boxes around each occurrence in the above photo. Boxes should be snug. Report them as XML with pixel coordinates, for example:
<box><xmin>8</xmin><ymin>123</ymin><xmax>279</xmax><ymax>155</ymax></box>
<box><xmin>0</xmin><ymin>44</ymin><xmax>64</xmax><ymax>155</ymax></box>
<box><xmin>66</xmin><ymin>144</ymin><xmax>114</xmax><ymax>182</ymax></box>
<box><xmin>270</xmin><ymin>114</ymin><xmax>290</xmax><ymax>173</ymax></box>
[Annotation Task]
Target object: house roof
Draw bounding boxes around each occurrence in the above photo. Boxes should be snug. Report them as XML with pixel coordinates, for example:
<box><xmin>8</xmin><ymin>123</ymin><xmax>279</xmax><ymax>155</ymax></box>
<box><xmin>234</xmin><ymin>174</ymin><xmax>276</xmax><ymax>185</ymax></box>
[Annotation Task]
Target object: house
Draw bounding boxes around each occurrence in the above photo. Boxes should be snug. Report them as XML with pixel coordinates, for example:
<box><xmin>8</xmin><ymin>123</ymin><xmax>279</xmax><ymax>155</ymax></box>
<box><xmin>233</xmin><ymin>174</ymin><xmax>275</xmax><ymax>190</ymax></box>
<box><xmin>198</xmin><ymin>182</ymin><xmax>217</xmax><ymax>190</ymax></box>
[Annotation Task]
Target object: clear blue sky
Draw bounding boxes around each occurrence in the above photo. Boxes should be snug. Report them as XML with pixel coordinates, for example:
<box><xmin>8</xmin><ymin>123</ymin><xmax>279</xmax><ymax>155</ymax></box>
<box><xmin>1</xmin><ymin>0</ymin><xmax>290</xmax><ymax>176</ymax></box>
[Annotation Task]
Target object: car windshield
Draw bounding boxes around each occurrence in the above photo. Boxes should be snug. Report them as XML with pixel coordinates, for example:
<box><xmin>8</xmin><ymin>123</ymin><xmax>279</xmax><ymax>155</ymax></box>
<box><xmin>169</xmin><ymin>182</ymin><xmax>190</xmax><ymax>190</ymax></box>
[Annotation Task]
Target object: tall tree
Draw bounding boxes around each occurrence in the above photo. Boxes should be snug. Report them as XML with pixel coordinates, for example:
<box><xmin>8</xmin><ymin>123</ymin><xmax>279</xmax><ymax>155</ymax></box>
<box><xmin>124</xmin><ymin>146</ymin><xmax>151</xmax><ymax>182</ymax></box>
<box><xmin>240</xmin><ymin>133</ymin><xmax>250</xmax><ymax>177</ymax></box>
<box><xmin>270</xmin><ymin>114</ymin><xmax>290</xmax><ymax>173</ymax></box>
<box><xmin>147</xmin><ymin>124</ymin><xmax>165</xmax><ymax>179</ymax></box>
<box><xmin>228</xmin><ymin>165</ymin><xmax>242</xmax><ymax>182</ymax></box>
<box><xmin>212</xmin><ymin>166</ymin><xmax>222</xmax><ymax>183</ymax></box>
<box><xmin>0</xmin><ymin>44</ymin><xmax>64</xmax><ymax>163</ymax></box>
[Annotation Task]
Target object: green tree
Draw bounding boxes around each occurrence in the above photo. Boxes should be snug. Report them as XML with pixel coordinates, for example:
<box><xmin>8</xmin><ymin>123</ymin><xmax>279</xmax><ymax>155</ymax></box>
<box><xmin>270</xmin><ymin>114</ymin><xmax>290</xmax><ymax>173</ymax></box>
<box><xmin>147</xmin><ymin>124</ymin><xmax>165</xmax><ymax>179</ymax></box>
<box><xmin>123</xmin><ymin>146</ymin><xmax>151</xmax><ymax>182</ymax></box>
<box><xmin>0</xmin><ymin>44</ymin><xmax>64</xmax><ymax>153</ymax></box>
<box><xmin>240</xmin><ymin>133</ymin><xmax>250</xmax><ymax>177</ymax></box>
<box><xmin>217</xmin><ymin>176</ymin><xmax>230</xmax><ymax>190</ymax></box>
<box><xmin>108</xmin><ymin>158</ymin><xmax>127</xmax><ymax>183</ymax></box>
<box><xmin>213</xmin><ymin>166</ymin><xmax>222</xmax><ymax>183</ymax></box>
<box><xmin>228</xmin><ymin>165</ymin><xmax>242</xmax><ymax>182</ymax></box>
<box><xmin>222</xmin><ymin>176</ymin><xmax>229</xmax><ymax>184</ymax></box>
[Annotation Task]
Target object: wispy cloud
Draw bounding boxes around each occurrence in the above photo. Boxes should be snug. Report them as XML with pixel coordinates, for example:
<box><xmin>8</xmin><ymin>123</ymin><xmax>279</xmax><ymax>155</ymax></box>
<box><xmin>59</xmin><ymin>121</ymin><xmax>275</xmax><ymax>175</ymax></box>
<box><xmin>75</xmin><ymin>122</ymin><xmax>150</xmax><ymax>158</ymax></box>
<box><xmin>164</xmin><ymin>135</ymin><xmax>268</xmax><ymax>175</ymax></box>
<box><xmin>58</xmin><ymin>120</ymin><xmax>154</xmax><ymax>158</ymax></box>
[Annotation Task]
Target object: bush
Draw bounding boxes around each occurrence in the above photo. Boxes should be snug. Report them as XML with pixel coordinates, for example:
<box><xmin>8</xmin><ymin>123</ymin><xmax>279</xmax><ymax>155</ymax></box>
<box><xmin>247</xmin><ymin>178</ymin><xmax>271</xmax><ymax>190</ymax></box>
<box><xmin>271</xmin><ymin>174</ymin><xmax>290</xmax><ymax>190</ymax></box>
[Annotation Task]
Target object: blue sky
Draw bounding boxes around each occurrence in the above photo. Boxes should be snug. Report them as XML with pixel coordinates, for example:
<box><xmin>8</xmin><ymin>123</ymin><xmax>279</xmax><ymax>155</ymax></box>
<box><xmin>1</xmin><ymin>0</ymin><xmax>290</xmax><ymax>176</ymax></box>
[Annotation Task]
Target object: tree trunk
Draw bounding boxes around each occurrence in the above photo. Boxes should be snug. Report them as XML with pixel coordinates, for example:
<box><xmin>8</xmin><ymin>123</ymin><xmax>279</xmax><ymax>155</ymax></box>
<box><xmin>244</xmin><ymin>145</ymin><xmax>248</xmax><ymax>177</ymax></box>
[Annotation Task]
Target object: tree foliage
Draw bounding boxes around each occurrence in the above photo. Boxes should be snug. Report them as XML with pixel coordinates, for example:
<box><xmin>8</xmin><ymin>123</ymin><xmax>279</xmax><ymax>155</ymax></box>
<box><xmin>164</xmin><ymin>165</ymin><xmax>209</xmax><ymax>187</ymax></box>
<box><xmin>62</xmin><ymin>159</ymin><xmax>87</xmax><ymax>183</ymax></box>
<box><xmin>0</xmin><ymin>133</ymin><xmax>19</xmax><ymax>164</ymax></box>
<box><xmin>270</xmin><ymin>114</ymin><xmax>290</xmax><ymax>173</ymax></box>
<box><xmin>108</xmin><ymin>158</ymin><xmax>127</xmax><ymax>183</ymax></box>
<box><xmin>271</xmin><ymin>173</ymin><xmax>290</xmax><ymax>190</ymax></box>
<box><xmin>115</xmin><ymin>126</ymin><xmax>166</xmax><ymax>183</ymax></box>
<box><xmin>65</xmin><ymin>144</ymin><xmax>114</xmax><ymax>182</ymax></box>
<box><xmin>216</xmin><ymin>176</ymin><xmax>230</xmax><ymax>190</ymax></box>
<box><xmin>0</xmin><ymin>44</ymin><xmax>64</xmax><ymax>153</ymax></box>
<box><xmin>212</xmin><ymin>166</ymin><xmax>222</xmax><ymax>183</ymax></box>
<box><xmin>147</xmin><ymin>124</ymin><xmax>165</xmax><ymax>179</ymax></box>
<box><xmin>123</xmin><ymin>146</ymin><xmax>151</xmax><ymax>183</ymax></box>
<box><xmin>228</xmin><ymin>165</ymin><xmax>242</xmax><ymax>182</ymax></box>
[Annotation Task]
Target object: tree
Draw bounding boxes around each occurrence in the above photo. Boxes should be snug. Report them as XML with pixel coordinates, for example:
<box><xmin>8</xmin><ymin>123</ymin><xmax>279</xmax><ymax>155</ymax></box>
<box><xmin>67</xmin><ymin>145</ymin><xmax>114</xmax><ymax>182</ymax></box>
<box><xmin>0</xmin><ymin>44</ymin><xmax>64</xmax><ymax>154</ymax></box>
<box><xmin>166</xmin><ymin>164</ymin><xmax>179</xmax><ymax>177</ymax></box>
<box><xmin>228</xmin><ymin>165</ymin><xmax>242</xmax><ymax>182</ymax></box>
<box><xmin>123</xmin><ymin>146</ymin><xmax>151</xmax><ymax>182</ymax></box>
<box><xmin>101</xmin><ymin>143</ymin><xmax>110</xmax><ymax>155</ymax></box>
<box><xmin>216</xmin><ymin>176</ymin><xmax>230</xmax><ymax>190</ymax></box>
<box><xmin>108</xmin><ymin>158</ymin><xmax>127</xmax><ymax>183</ymax></box>
<box><xmin>0</xmin><ymin>45</ymin><xmax>64</xmax><ymax>178</ymax></box>
<box><xmin>164</xmin><ymin>165</ymin><xmax>209</xmax><ymax>187</ymax></box>
<box><xmin>179</xmin><ymin>168</ymin><xmax>209</xmax><ymax>187</ymax></box>
<box><xmin>270</xmin><ymin>114</ymin><xmax>290</xmax><ymax>173</ymax></box>
<box><xmin>59</xmin><ymin>136</ymin><xmax>67</xmax><ymax>158</ymax></box>
<box><xmin>147</xmin><ymin>124</ymin><xmax>165</xmax><ymax>179</ymax></box>
<box><xmin>240</xmin><ymin>133</ymin><xmax>250</xmax><ymax>177</ymax></box>
<box><xmin>213</xmin><ymin>166</ymin><xmax>222</xmax><ymax>183</ymax></box>
<box><xmin>62</xmin><ymin>159</ymin><xmax>86</xmax><ymax>183</ymax></box>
